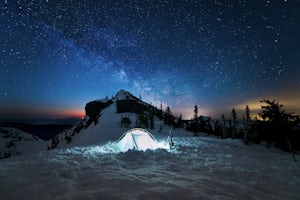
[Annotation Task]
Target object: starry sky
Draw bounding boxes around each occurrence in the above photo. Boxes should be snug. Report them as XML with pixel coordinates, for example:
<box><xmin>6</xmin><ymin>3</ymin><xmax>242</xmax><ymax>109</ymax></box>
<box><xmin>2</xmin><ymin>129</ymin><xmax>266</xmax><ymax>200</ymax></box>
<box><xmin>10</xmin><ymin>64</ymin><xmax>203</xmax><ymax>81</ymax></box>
<box><xmin>1</xmin><ymin>0</ymin><xmax>299</xmax><ymax>120</ymax></box>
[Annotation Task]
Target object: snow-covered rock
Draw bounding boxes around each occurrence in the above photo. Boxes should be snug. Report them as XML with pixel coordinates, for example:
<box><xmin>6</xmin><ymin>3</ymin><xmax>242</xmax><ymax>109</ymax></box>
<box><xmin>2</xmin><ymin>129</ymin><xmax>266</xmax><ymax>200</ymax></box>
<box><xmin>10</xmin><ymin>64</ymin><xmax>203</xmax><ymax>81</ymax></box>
<box><xmin>0</xmin><ymin>127</ymin><xmax>47</xmax><ymax>159</ymax></box>
<box><xmin>115</xmin><ymin>89</ymin><xmax>137</xmax><ymax>101</ymax></box>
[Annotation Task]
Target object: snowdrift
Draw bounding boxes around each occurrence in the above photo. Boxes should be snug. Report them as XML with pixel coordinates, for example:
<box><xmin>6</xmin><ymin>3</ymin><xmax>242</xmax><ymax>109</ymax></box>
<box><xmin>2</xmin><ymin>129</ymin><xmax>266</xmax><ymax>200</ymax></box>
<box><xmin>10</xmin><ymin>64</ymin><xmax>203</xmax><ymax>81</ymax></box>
<box><xmin>0</xmin><ymin>136</ymin><xmax>299</xmax><ymax>200</ymax></box>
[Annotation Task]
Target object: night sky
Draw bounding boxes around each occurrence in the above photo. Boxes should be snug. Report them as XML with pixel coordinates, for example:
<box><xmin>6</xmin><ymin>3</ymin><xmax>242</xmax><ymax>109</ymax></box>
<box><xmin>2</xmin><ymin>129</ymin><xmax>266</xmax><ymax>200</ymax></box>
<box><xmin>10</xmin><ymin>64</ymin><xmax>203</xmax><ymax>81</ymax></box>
<box><xmin>1</xmin><ymin>0</ymin><xmax>299</xmax><ymax>120</ymax></box>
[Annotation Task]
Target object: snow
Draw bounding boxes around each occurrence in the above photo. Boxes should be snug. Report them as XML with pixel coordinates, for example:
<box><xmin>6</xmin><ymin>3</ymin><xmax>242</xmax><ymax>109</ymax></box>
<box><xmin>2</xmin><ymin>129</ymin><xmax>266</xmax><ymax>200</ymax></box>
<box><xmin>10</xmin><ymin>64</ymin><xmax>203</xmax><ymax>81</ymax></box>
<box><xmin>59</xmin><ymin>99</ymin><xmax>189</xmax><ymax>148</ymax></box>
<box><xmin>0</xmin><ymin>135</ymin><xmax>299</xmax><ymax>200</ymax></box>
<box><xmin>0</xmin><ymin>127</ymin><xmax>47</xmax><ymax>158</ymax></box>
<box><xmin>62</xmin><ymin>102</ymin><xmax>130</xmax><ymax>147</ymax></box>
<box><xmin>115</xmin><ymin>89</ymin><xmax>135</xmax><ymax>101</ymax></box>
<box><xmin>1</xmin><ymin>91</ymin><xmax>299</xmax><ymax>199</ymax></box>
<box><xmin>93</xmin><ymin>98</ymin><xmax>110</xmax><ymax>104</ymax></box>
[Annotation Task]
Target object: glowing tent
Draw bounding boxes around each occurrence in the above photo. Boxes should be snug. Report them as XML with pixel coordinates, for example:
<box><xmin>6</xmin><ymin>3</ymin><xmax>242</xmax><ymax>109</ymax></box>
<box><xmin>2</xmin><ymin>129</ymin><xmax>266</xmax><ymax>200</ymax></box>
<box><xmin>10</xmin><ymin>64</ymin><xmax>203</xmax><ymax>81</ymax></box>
<box><xmin>117</xmin><ymin>128</ymin><xmax>160</xmax><ymax>152</ymax></box>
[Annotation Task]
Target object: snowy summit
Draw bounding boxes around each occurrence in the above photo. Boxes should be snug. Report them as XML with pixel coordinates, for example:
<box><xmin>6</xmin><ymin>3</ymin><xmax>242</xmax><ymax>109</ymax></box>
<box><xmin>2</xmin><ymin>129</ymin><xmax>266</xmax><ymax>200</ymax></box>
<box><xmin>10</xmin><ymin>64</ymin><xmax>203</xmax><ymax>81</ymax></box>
<box><xmin>115</xmin><ymin>89</ymin><xmax>136</xmax><ymax>101</ymax></box>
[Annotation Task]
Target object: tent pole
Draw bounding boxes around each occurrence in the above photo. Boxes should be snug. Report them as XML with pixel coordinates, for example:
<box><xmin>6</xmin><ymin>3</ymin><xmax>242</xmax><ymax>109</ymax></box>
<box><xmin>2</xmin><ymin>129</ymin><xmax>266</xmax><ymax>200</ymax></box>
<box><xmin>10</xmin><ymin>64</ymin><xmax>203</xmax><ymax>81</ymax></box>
<box><xmin>131</xmin><ymin>134</ymin><xmax>138</xmax><ymax>150</ymax></box>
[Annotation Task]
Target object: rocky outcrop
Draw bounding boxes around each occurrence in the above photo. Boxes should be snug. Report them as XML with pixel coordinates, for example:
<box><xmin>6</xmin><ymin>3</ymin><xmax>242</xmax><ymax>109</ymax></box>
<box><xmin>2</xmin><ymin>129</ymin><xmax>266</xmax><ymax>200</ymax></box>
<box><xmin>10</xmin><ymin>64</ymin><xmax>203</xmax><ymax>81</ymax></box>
<box><xmin>85</xmin><ymin>99</ymin><xmax>113</xmax><ymax>124</ymax></box>
<box><xmin>116</xmin><ymin>100</ymin><xmax>147</xmax><ymax>114</ymax></box>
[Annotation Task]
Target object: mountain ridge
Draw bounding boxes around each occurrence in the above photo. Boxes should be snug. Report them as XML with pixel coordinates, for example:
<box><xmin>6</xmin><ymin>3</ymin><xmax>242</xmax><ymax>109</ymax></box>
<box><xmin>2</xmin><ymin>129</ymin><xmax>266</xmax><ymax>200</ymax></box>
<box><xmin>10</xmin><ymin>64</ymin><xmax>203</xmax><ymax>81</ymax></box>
<box><xmin>50</xmin><ymin>89</ymin><xmax>186</xmax><ymax>149</ymax></box>
<box><xmin>0</xmin><ymin>89</ymin><xmax>188</xmax><ymax>158</ymax></box>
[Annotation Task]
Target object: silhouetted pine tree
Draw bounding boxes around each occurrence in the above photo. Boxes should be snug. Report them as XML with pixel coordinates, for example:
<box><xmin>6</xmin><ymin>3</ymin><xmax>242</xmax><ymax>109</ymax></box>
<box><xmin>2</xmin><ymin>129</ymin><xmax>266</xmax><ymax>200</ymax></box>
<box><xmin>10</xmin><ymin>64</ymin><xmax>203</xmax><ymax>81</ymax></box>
<box><xmin>258</xmin><ymin>99</ymin><xmax>298</xmax><ymax>151</ymax></box>
<box><xmin>246</xmin><ymin>105</ymin><xmax>250</xmax><ymax>121</ymax></box>
<box><xmin>144</xmin><ymin>114</ymin><xmax>149</xmax><ymax>128</ymax></box>
<box><xmin>158</xmin><ymin>101</ymin><xmax>163</xmax><ymax>120</ymax></box>
<box><xmin>194</xmin><ymin>104</ymin><xmax>198</xmax><ymax>120</ymax></box>
<box><xmin>221</xmin><ymin>114</ymin><xmax>226</xmax><ymax>138</ymax></box>
<box><xmin>121</xmin><ymin>117</ymin><xmax>131</xmax><ymax>128</ymax></box>
<box><xmin>164</xmin><ymin>106</ymin><xmax>172</xmax><ymax>126</ymax></box>
<box><xmin>243</xmin><ymin>105</ymin><xmax>250</xmax><ymax>144</ymax></box>
<box><xmin>192</xmin><ymin>104</ymin><xmax>199</xmax><ymax>133</ymax></box>
<box><xmin>136</xmin><ymin>112</ymin><xmax>149</xmax><ymax>128</ymax></box>
<box><xmin>149</xmin><ymin>109</ymin><xmax>154</xmax><ymax>129</ymax></box>
<box><xmin>166</xmin><ymin>106</ymin><xmax>171</xmax><ymax>115</ymax></box>
<box><xmin>177</xmin><ymin>114</ymin><xmax>183</xmax><ymax>128</ymax></box>
<box><xmin>214</xmin><ymin>120</ymin><xmax>222</xmax><ymax>137</ymax></box>
<box><xmin>232</xmin><ymin>108</ymin><xmax>237</xmax><ymax>138</ymax></box>
<box><xmin>207</xmin><ymin>117</ymin><xmax>213</xmax><ymax>135</ymax></box>
<box><xmin>199</xmin><ymin>116</ymin><xmax>205</xmax><ymax>132</ymax></box>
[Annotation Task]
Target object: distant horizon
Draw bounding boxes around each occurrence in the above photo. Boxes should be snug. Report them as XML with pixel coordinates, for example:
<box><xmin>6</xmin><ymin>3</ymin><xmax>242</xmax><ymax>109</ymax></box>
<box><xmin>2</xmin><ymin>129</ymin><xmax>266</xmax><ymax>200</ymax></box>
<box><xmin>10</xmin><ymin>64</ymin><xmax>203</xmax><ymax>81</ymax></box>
<box><xmin>1</xmin><ymin>92</ymin><xmax>299</xmax><ymax>122</ymax></box>
<box><xmin>0</xmin><ymin>117</ymin><xmax>81</xmax><ymax>125</ymax></box>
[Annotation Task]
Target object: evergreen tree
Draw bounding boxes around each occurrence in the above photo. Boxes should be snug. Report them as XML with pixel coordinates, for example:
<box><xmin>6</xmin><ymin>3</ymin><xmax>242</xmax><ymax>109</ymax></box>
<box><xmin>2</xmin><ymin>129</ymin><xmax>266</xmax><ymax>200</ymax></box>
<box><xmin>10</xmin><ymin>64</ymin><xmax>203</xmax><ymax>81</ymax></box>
<box><xmin>177</xmin><ymin>114</ymin><xmax>183</xmax><ymax>128</ymax></box>
<box><xmin>192</xmin><ymin>104</ymin><xmax>199</xmax><ymax>133</ymax></box>
<box><xmin>258</xmin><ymin>99</ymin><xmax>298</xmax><ymax>150</ymax></box>
<box><xmin>231</xmin><ymin>108</ymin><xmax>237</xmax><ymax>138</ymax></box>
<box><xmin>144</xmin><ymin>114</ymin><xmax>149</xmax><ymax>128</ymax></box>
<box><xmin>193</xmin><ymin>104</ymin><xmax>198</xmax><ymax>120</ymax></box>
<box><xmin>246</xmin><ymin>105</ymin><xmax>250</xmax><ymax>121</ymax></box>
<box><xmin>121</xmin><ymin>117</ymin><xmax>131</xmax><ymax>128</ymax></box>
<box><xmin>221</xmin><ymin>114</ymin><xmax>226</xmax><ymax>138</ymax></box>
<box><xmin>164</xmin><ymin>106</ymin><xmax>172</xmax><ymax>126</ymax></box>
<box><xmin>244</xmin><ymin>105</ymin><xmax>250</xmax><ymax>144</ymax></box>
<box><xmin>149</xmin><ymin>109</ymin><xmax>154</xmax><ymax>129</ymax></box>
<box><xmin>137</xmin><ymin>113</ymin><xmax>145</xmax><ymax>128</ymax></box>
<box><xmin>214</xmin><ymin>120</ymin><xmax>222</xmax><ymax>137</ymax></box>
<box><xmin>207</xmin><ymin>117</ymin><xmax>213</xmax><ymax>135</ymax></box>
<box><xmin>135</xmin><ymin>114</ymin><xmax>139</xmax><ymax>127</ymax></box>
<box><xmin>199</xmin><ymin>116</ymin><xmax>205</xmax><ymax>132</ymax></box>
<box><xmin>158</xmin><ymin>101</ymin><xmax>163</xmax><ymax>120</ymax></box>
<box><xmin>166</xmin><ymin>105</ymin><xmax>171</xmax><ymax>115</ymax></box>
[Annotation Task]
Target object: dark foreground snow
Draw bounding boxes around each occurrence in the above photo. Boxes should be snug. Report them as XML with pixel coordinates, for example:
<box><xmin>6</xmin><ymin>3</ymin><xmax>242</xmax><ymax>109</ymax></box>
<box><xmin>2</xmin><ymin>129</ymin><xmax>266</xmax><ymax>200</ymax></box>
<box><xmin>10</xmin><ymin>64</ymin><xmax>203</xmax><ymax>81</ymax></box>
<box><xmin>0</xmin><ymin>136</ymin><xmax>299</xmax><ymax>200</ymax></box>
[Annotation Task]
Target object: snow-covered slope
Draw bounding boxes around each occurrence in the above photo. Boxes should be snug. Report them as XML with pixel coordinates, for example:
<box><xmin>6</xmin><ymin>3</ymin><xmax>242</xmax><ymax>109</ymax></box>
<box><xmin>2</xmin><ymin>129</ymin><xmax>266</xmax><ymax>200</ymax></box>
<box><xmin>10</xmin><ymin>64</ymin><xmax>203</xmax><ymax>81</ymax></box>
<box><xmin>0</xmin><ymin>127</ymin><xmax>47</xmax><ymax>159</ymax></box>
<box><xmin>0</xmin><ymin>135</ymin><xmax>299</xmax><ymax>200</ymax></box>
<box><xmin>65</xmin><ymin>101</ymin><xmax>130</xmax><ymax>146</ymax></box>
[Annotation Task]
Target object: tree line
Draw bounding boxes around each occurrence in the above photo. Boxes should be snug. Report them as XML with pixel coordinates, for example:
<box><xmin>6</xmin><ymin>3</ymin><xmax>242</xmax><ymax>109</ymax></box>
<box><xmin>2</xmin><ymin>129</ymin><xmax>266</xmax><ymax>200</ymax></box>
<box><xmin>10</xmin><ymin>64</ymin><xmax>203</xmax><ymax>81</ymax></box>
<box><xmin>121</xmin><ymin>98</ymin><xmax>299</xmax><ymax>155</ymax></box>
<box><xmin>186</xmin><ymin>99</ymin><xmax>300</xmax><ymax>155</ymax></box>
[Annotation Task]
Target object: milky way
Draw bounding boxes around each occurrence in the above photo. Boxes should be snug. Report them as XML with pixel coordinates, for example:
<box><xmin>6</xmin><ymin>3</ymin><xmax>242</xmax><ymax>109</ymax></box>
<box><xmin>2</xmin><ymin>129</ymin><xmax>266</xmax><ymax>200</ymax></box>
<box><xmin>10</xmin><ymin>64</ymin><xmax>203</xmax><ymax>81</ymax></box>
<box><xmin>1</xmin><ymin>0</ymin><xmax>299</xmax><ymax>119</ymax></box>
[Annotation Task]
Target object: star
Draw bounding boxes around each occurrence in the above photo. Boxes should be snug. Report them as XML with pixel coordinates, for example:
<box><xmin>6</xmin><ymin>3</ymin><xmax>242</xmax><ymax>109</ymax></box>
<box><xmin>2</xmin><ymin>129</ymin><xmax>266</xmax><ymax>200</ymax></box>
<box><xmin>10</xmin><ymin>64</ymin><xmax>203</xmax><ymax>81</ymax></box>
<box><xmin>0</xmin><ymin>0</ymin><xmax>299</xmax><ymax>120</ymax></box>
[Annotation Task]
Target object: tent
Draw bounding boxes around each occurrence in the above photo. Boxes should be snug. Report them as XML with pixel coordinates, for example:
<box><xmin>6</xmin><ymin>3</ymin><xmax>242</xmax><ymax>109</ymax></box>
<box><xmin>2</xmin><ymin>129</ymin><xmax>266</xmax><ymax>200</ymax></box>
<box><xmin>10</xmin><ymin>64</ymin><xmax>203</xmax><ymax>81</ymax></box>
<box><xmin>117</xmin><ymin>128</ymin><xmax>159</xmax><ymax>152</ymax></box>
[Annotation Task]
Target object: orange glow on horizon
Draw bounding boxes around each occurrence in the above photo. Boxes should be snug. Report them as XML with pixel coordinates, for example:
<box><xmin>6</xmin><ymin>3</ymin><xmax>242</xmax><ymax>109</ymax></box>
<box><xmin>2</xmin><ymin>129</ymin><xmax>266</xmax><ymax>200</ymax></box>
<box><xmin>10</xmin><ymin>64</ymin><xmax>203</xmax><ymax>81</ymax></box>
<box><xmin>233</xmin><ymin>95</ymin><xmax>300</xmax><ymax>120</ymax></box>
<box><xmin>51</xmin><ymin>109</ymin><xmax>85</xmax><ymax>119</ymax></box>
